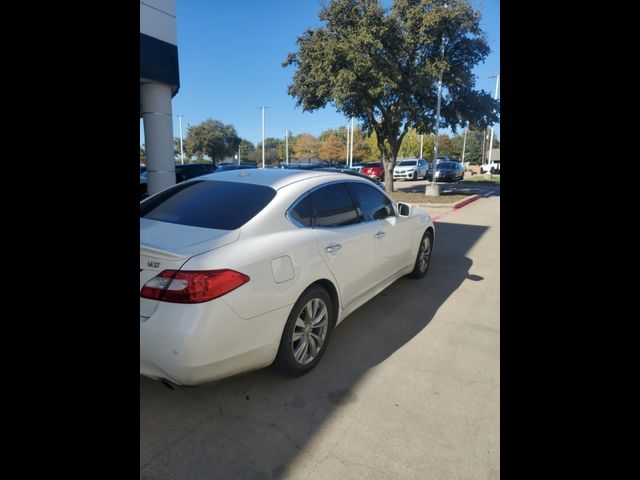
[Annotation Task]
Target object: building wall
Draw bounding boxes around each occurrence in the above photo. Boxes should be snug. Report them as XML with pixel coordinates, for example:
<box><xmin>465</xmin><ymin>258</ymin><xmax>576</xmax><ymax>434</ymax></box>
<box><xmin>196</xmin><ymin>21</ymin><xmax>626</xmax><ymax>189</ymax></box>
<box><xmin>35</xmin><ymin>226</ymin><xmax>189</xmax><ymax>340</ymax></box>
<box><xmin>140</xmin><ymin>0</ymin><xmax>179</xmax><ymax>95</ymax></box>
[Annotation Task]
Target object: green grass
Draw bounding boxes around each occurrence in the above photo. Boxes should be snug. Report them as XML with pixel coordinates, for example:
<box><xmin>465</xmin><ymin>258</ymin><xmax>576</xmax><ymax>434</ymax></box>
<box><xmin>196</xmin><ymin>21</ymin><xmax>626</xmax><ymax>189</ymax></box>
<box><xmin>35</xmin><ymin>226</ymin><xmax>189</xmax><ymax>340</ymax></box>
<box><xmin>460</xmin><ymin>174</ymin><xmax>500</xmax><ymax>185</ymax></box>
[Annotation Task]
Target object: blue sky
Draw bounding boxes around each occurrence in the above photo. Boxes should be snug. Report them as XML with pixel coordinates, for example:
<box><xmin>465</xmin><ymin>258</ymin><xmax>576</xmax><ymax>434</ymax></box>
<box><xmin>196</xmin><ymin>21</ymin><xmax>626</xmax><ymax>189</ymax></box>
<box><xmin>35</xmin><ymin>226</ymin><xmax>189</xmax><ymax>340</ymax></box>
<box><xmin>141</xmin><ymin>0</ymin><xmax>499</xmax><ymax>147</ymax></box>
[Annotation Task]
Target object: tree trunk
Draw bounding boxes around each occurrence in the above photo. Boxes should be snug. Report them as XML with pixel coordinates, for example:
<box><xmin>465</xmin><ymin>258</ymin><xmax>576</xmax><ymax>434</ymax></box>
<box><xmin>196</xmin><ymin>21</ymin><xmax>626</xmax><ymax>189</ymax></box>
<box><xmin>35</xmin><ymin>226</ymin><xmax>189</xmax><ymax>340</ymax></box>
<box><xmin>383</xmin><ymin>151</ymin><xmax>394</xmax><ymax>192</ymax></box>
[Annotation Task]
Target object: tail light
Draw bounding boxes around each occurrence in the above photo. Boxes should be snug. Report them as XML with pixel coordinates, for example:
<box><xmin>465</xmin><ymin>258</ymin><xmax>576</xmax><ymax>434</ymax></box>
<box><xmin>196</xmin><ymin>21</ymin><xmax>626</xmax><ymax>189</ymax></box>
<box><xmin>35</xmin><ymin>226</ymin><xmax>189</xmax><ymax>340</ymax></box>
<box><xmin>141</xmin><ymin>269</ymin><xmax>250</xmax><ymax>303</ymax></box>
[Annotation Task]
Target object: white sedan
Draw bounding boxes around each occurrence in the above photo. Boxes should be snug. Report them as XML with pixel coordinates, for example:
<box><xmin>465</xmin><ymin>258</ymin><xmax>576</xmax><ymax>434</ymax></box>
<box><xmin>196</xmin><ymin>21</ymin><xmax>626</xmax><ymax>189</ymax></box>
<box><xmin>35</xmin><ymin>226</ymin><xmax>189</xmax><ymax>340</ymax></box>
<box><xmin>140</xmin><ymin>169</ymin><xmax>435</xmax><ymax>386</ymax></box>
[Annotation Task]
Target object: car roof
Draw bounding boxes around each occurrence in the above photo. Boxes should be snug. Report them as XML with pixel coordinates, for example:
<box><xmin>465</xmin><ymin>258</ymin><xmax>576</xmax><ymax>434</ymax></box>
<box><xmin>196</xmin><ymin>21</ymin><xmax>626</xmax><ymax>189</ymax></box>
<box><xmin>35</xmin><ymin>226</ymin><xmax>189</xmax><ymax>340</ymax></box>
<box><xmin>196</xmin><ymin>167</ymin><xmax>355</xmax><ymax>190</ymax></box>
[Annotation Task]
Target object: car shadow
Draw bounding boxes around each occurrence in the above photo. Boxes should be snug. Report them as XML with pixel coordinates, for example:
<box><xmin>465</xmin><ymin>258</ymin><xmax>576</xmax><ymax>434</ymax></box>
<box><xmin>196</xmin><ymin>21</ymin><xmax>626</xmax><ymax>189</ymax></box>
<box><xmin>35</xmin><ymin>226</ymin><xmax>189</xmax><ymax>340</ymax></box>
<box><xmin>140</xmin><ymin>221</ymin><xmax>489</xmax><ymax>479</ymax></box>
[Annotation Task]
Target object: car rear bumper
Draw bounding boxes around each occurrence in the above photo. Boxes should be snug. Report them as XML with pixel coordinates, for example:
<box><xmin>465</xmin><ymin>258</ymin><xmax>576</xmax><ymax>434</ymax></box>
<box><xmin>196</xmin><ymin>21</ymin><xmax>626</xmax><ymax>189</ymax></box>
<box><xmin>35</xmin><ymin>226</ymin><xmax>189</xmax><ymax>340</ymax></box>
<box><xmin>363</xmin><ymin>173</ymin><xmax>383</xmax><ymax>180</ymax></box>
<box><xmin>140</xmin><ymin>298</ymin><xmax>291</xmax><ymax>385</ymax></box>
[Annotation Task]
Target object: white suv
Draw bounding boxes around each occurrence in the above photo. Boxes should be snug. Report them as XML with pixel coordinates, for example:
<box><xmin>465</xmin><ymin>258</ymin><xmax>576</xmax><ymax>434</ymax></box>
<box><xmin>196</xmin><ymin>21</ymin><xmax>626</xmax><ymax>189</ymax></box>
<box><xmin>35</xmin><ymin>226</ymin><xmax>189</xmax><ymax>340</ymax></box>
<box><xmin>393</xmin><ymin>159</ymin><xmax>429</xmax><ymax>181</ymax></box>
<box><xmin>481</xmin><ymin>160</ymin><xmax>500</xmax><ymax>174</ymax></box>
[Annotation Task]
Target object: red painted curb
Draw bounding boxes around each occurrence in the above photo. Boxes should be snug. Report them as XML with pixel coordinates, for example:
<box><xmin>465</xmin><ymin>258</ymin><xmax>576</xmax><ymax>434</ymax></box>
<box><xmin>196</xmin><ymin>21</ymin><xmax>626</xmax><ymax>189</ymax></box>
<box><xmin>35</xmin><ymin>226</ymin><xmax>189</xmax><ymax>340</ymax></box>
<box><xmin>453</xmin><ymin>194</ymin><xmax>481</xmax><ymax>209</ymax></box>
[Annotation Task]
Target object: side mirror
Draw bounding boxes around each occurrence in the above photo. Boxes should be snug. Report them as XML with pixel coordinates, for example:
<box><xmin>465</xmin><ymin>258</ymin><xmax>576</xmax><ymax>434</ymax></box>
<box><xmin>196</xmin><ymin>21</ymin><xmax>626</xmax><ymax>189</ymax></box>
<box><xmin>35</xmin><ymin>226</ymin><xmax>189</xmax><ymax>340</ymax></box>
<box><xmin>397</xmin><ymin>202</ymin><xmax>412</xmax><ymax>217</ymax></box>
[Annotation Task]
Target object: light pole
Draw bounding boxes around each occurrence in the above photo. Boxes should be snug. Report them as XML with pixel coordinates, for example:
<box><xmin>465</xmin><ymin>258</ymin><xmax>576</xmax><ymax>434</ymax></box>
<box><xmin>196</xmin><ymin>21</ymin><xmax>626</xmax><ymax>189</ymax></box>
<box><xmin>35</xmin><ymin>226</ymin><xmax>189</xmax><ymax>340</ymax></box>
<box><xmin>285</xmin><ymin>130</ymin><xmax>289</xmax><ymax>165</ymax></box>
<box><xmin>462</xmin><ymin>126</ymin><xmax>468</xmax><ymax>164</ymax></box>
<box><xmin>487</xmin><ymin>74</ymin><xmax>500</xmax><ymax>166</ymax></box>
<box><xmin>177</xmin><ymin>114</ymin><xmax>185</xmax><ymax>164</ymax></box>
<box><xmin>426</xmin><ymin>35</ymin><xmax>446</xmax><ymax>196</ymax></box>
<box><xmin>420</xmin><ymin>134</ymin><xmax>424</xmax><ymax>159</ymax></box>
<box><xmin>345</xmin><ymin>121</ymin><xmax>350</xmax><ymax>165</ymax></box>
<box><xmin>260</xmin><ymin>106</ymin><xmax>268</xmax><ymax>168</ymax></box>
<box><xmin>349</xmin><ymin>118</ymin><xmax>354</xmax><ymax>168</ymax></box>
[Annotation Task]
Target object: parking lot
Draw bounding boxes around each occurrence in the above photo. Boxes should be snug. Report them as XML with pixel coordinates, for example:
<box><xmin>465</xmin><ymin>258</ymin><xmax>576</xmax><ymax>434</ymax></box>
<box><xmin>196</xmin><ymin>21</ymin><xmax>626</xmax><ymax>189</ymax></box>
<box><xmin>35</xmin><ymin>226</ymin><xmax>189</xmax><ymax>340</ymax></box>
<box><xmin>140</xmin><ymin>192</ymin><xmax>500</xmax><ymax>480</ymax></box>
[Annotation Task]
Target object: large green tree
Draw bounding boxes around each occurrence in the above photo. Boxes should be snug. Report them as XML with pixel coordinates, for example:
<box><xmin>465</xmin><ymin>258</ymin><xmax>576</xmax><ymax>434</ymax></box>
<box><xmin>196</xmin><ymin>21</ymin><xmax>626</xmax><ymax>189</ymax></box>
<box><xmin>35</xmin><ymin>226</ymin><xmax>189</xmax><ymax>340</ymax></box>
<box><xmin>238</xmin><ymin>139</ymin><xmax>256</xmax><ymax>162</ymax></box>
<box><xmin>292</xmin><ymin>133</ymin><xmax>319</xmax><ymax>161</ymax></box>
<box><xmin>319</xmin><ymin>133</ymin><xmax>344</xmax><ymax>161</ymax></box>
<box><xmin>184</xmin><ymin>119</ymin><xmax>241</xmax><ymax>165</ymax></box>
<box><xmin>253</xmin><ymin>137</ymin><xmax>283</xmax><ymax>166</ymax></box>
<box><xmin>447</xmin><ymin>128</ymin><xmax>498</xmax><ymax>165</ymax></box>
<box><xmin>284</xmin><ymin>0</ymin><xmax>499</xmax><ymax>191</ymax></box>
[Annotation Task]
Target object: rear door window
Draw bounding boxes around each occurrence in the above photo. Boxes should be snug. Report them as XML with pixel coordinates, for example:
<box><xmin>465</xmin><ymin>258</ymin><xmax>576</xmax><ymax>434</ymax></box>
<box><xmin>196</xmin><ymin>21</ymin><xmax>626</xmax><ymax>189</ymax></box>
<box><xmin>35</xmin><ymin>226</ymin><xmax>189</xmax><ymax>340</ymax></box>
<box><xmin>310</xmin><ymin>183</ymin><xmax>361</xmax><ymax>228</ymax></box>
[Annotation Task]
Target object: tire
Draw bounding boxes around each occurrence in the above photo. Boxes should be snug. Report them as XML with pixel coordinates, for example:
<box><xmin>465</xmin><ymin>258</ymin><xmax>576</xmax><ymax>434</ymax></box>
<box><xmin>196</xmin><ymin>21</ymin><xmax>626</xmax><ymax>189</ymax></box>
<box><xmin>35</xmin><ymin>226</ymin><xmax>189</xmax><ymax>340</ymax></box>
<box><xmin>490</xmin><ymin>167</ymin><xmax>496</xmax><ymax>174</ymax></box>
<box><xmin>274</xmin><ymin>285</ymin><xmax>334</xmax><ymax>376</ymax></box>
<box><xmin>408</xmin><ymin>229</ymin><xmax>434</xmax><ymax>279</ymax></box>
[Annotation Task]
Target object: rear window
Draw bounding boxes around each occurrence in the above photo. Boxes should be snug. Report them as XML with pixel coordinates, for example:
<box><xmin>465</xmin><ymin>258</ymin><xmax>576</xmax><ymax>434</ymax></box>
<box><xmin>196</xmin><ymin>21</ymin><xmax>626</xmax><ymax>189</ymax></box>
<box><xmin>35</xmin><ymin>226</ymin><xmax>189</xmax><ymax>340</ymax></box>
<box><xmin>140</xmin><ymin>180</ymin><xmax>277</xmax><ymax>230</ymax></box>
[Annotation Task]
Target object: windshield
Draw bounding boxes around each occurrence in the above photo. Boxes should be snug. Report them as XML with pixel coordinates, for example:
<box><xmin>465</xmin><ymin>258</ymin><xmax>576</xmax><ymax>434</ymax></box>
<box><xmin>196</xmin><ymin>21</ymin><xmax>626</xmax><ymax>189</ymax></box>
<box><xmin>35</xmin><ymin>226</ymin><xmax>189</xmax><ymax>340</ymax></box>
<box><xmin>438</xmin><ymin>163</ymin><xmax>455</xmax><ymax>170</ymax></box>
<box><xmin>398</xmin><ymin>161</ymin><xmax>417</xmax><ymax>167</ymax></box>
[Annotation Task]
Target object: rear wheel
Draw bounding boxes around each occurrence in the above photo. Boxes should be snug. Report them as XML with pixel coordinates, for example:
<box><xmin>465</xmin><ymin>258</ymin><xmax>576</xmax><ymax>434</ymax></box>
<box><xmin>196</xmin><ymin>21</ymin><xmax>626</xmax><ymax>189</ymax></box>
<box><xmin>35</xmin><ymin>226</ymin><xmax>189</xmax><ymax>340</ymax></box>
<box><xmin>274</xmin><ymin>286</ymin><xmax>334</xmax><ymax>376</ymax></box>
<box><xmin>490</xmin><ymin>167</ymin><xmax>496</xmax><ymax>174</ymax></box>
<box><xmin>408</xmin><ymin>229</ymin><xmax>434</xmax><ymax>279</ymax></box>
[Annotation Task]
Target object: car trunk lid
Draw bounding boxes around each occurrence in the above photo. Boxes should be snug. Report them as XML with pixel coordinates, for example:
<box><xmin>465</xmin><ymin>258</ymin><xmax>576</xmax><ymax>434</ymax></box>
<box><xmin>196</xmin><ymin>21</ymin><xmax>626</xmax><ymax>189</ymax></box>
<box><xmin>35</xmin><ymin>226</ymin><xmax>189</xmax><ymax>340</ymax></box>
<box><xmin>139</xmin><ymin>219</ymin><xmax>240</xmax><ymax>318</ymax></box>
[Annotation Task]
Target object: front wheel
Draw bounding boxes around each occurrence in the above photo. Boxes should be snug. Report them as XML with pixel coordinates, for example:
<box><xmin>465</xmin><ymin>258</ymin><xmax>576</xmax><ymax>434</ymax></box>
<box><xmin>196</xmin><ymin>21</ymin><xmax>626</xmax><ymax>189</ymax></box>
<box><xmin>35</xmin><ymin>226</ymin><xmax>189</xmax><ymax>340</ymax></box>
<box><xmin>274</xmin><ymin>286</ymin><xmax>334</xmax><ymax>376</ymax></box>
<box><xmin>408</xmin><ymin>229</ymin><xmax>434</xmax><ymax>279</ymax></box>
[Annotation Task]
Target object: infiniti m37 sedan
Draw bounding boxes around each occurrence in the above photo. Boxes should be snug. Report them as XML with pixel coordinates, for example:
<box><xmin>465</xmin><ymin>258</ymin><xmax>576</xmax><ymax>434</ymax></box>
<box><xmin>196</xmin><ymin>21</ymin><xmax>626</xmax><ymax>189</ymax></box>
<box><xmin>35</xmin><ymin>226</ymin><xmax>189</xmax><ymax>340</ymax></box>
<box><xmin>140</xmin><ymin>169</ymin><xmax>435</xmax><ymax>386</ymax></box>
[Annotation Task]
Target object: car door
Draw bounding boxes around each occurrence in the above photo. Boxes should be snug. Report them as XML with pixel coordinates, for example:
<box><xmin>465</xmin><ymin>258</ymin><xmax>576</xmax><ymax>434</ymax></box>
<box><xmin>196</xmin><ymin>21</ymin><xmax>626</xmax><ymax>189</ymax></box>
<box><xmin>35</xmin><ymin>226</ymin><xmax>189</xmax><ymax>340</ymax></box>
<box><xmin>306</xmin><ymin>182</ymin><xmax>378</xmax><ymax>308</ymax></box>
<box><xmin>346</xmin><ymin>182</ymin><xmax>413</xmax><ymax>283</ymax></box>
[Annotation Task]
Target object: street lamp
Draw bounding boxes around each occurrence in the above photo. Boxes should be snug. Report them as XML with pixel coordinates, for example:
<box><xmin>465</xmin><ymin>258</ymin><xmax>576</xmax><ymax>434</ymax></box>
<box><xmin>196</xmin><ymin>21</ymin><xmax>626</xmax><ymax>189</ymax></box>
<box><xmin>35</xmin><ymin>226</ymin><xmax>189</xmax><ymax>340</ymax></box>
<box><xmin>487</xmin><ymin>74</ymin><xmax>500</xmax><ymax>166</ymax></box>
<box><xmin>259</xmin><ymin>106</ymin><xmax>268</xmax><ymax>168</ymax></box>
<box><xmin>177</xmin><ymin>114</ymin><xmax>185</xmax><ymax>164</ymax></box>
<box><xmin>349</xmin><ymin>118</ymin><xmax>354</xmax><ymax>168</ymax></box>
<box><xmin>285</xmin><ymin>130</ymin><xmax>290</xmax><ymax>165</ymax></box>
<box><xmin>425</xmin><ymin>35</ymin><xmax>446</xmax><ymax>196</ymax></box>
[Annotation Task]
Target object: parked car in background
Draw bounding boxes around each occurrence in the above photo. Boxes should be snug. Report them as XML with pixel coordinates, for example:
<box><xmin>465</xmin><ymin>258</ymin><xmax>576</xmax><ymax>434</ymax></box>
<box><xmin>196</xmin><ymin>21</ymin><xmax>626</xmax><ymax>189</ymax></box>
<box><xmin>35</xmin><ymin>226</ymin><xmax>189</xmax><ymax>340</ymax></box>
<box><xmin>287</xmin><ymin>165</ymin><xmax>386</xmax><ymax>190</ymax></box>
<box><xmin>140</xmin><ymin>165</ymin><xmax>148</xmax><ymax>200</ymax></box>
<box><xmin>140</xmin><ymin>168</ymin><xmax>434</xmax><ymax>385</ymax></box>
<box><xmin>348</xmin><ymin>162</ymin><xmax>366</xmax><ymax>173</ymax></box>
<box><xmin>480</xmin><ymin>160</ymin><xmax>500</xmax><ymax>174</ymax></box>
<box><xmin>175</xmin><ymin>163</ymin><xmax>216</xmax><ymax>183</ymax></box>
<box><xmin>214</xmin><ymin>163</ymin><xmax>258</xmax><ymax>173</ymax></box>
<box><xmin>361</xmin><ymin>162</ymin><xmax>385</xmax><ymax>181</ymax></box>
<box><xmin>427</xmin><ymin>161</ymin><xmax>464</xmax><ymax>182</ymax></box>
<box><xmin>393</xmin><ymin>159</ymin><xmax>429</xmax><ymax>181</ymax></box>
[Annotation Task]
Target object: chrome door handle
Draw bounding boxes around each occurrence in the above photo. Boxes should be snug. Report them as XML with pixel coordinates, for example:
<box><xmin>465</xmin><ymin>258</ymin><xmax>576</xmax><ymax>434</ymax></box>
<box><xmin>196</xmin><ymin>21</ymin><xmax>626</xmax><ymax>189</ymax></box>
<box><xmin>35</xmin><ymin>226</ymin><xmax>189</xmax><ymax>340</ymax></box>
<box><xmin>375</xmin><ymin>232</ymin><xmax>385</xmax><ymax>239</ymax></box>
<box><xmin>324</xmin><ymin>244</ymin><xmax>342</xmax><ymax>253</ymax></box>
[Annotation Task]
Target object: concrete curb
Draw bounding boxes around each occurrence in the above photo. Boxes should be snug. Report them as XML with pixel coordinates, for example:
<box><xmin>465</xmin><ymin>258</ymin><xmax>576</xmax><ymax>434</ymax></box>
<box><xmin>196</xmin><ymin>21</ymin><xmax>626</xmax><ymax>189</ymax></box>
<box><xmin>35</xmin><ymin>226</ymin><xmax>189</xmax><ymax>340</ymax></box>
<box><xmin>452</xmin><ymin>194</ymin><xmax>481</xmax><ymax>209</ymax></box>
<box><xmin>410</xmin><ymin>194</ymin><xmax>482</xmax><ymax>209</ymax></box>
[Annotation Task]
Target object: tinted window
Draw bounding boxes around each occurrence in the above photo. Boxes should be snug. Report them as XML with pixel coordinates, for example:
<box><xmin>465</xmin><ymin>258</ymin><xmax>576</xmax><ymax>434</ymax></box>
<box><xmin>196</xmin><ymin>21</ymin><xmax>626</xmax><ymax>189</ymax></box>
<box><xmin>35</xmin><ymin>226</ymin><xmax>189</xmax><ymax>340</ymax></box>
<box><xmin>140</xmin><ymin>180</ymin><xmax>276</xmax><ymax>230</ymax></box>
<box><xmin>347</xmin><ymin>182</ymin><xmax>394</xmax><ymax>222</ymax></box>
<box><xmin>310</xmin><ymin>183</ymin><xmax>361</xmax><ymax>228</ymax></box>
<box><xmin>290</xmin><ymin>195</ymin><xmax>313</xmax><ymax>227</ymax></box>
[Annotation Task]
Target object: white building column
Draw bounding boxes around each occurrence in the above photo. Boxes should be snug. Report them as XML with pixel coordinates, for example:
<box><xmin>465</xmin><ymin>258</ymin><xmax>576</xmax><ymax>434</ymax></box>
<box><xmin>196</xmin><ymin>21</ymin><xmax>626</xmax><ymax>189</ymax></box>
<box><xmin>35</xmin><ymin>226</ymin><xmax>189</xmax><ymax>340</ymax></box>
<box><xmin>141</xmin><ymin>82</ymin><xmax>175</xmax><ymax>195</ymax></box>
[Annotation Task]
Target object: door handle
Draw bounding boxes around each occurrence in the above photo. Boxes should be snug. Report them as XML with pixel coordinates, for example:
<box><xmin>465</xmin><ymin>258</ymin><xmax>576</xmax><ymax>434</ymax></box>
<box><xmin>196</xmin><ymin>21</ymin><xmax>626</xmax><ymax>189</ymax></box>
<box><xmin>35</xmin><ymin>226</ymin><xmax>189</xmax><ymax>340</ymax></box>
<box><xmin>324</xmin><ymin>244</ymin><xmax>342</xmax><ymax>253</ymax></box>
<box><xmin>375</xmin><ymin>232</ymin><xmax>385</xmax><ymax>239</ymax></box>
